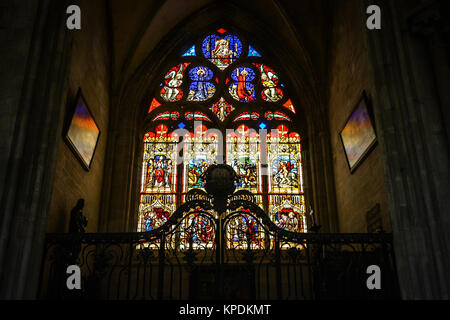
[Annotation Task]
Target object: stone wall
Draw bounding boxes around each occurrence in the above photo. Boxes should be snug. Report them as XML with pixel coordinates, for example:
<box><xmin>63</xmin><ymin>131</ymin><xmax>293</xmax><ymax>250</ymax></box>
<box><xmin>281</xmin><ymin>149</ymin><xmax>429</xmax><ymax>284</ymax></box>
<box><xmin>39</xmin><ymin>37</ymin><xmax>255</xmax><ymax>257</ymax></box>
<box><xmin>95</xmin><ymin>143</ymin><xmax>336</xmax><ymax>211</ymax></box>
<box><xmin>327</xmin><ymin>0</ymin><xmax>391</xmax><ymax>233</ymax></box>
<box><xmin>47</xmin><ymin>0</ymin><xmax>110</xmax><ymax>233</ymax></box>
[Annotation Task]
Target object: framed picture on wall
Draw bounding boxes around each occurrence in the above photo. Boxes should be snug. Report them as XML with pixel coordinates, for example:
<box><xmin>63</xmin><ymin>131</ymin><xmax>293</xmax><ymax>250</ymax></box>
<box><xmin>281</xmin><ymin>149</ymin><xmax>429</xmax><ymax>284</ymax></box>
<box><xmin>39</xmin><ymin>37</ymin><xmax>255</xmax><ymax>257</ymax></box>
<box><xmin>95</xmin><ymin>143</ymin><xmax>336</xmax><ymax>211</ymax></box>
<box><xmin>339</xmin><ymin>92</ymin><xmax>377</xmax><ymax>173</ymax></box>
<box><xmin>64</xmin><ymin>89</ymin><xmax>100</xmax><ymax>171</ymax></box>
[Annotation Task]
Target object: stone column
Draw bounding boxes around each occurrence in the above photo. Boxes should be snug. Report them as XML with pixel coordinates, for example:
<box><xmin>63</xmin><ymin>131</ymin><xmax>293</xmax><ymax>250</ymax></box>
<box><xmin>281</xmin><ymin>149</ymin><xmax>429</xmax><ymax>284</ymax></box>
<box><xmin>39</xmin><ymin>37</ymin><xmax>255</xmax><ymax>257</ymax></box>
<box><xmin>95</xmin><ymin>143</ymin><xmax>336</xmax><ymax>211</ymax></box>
<box><xmin>363</xmin><ymin>0</ymin><xmax>450</xmax><ymax>299</ymax></box>
<box><xmin>0</xmin><ymin>0</ymin><xmax>74</xmax><ymax>299</ymax></box>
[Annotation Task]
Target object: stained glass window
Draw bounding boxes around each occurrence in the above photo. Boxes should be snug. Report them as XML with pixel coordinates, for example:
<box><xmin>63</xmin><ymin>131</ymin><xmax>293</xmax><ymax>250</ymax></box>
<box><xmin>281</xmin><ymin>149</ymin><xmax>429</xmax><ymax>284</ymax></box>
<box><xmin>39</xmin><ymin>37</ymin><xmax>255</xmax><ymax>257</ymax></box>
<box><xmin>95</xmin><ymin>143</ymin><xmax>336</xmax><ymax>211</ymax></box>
<box><xmin>225</xmin><ymin>213</ymin><xmax>265</xmax><ymax>249</ymax></box>
<box><xmin>137</xmin><ymin>127</ymin><xmax>178</xmax><ymax>233</ymax></box>
<box><xmin>211</xmin><ymin>97</ymin><xmax>235</xmax><ymax>121</ymax></box>
<box><xmin>139</xmin><ymin>31</ymin><xmax>307</xmax><ymax>247</ymax></box>
<box><xmin>229</xmin><ymin>67</ymin><xmax>256</xmax><ymax>102</ymax></box>
<box><xmin>180</xmin><ymin>211</ymin><xmax>215</xmax><ymax>249</ymax></box>
<box><xmin>233</xmin><ymin>112</ymin><xmax>260</xmax><ymax>122</ymax></box>
<box><xmin>265</xmin><ymin>111</ymin><xmax>292</xmax><ymax>122</ymax></box>
<box><xmin>152</xmin><ymin>111</ymin><xmax>180</xmax><ymax>121</ymax></box>
<box><xmin>202</xmin><ymin>34</ymin><xmax>242</xmax><ymax>70</ymax></box>
<box><xmin>185</xmin><ymin>112</ymin><xmax>212</xmax><ymax>122</ymax></box>
<box><xmin>182</xmin><ymin>45</ymin><xmax>196</xmax><ymax>57</ymax></box>
<box><xmin>160</xmin><ymin>63</ymin><xmax>190</xmax><ymax>102</ymax></box>
<box><xmin>187</xmin><ymin>66</ymin><xmax>216</xmax><ymax>101</ymax></box>
<box><xmin>148</xmin><ymin>98</ymin><xmax>161</xmax><ymax>114</ymax></box>
<box><xmin>183</xmin><ymin>124</ymin><xmax>219</xmax><ymax>194</ymax></box>
<box><xmin>267</xmin><ymin>125</ymin><xmax>306</xmax><ymax>233</ymax></box>
<box><xmin>253</xmin><ymin>63</ymin><xmax>284</xmax><ymax>102</ymax></box>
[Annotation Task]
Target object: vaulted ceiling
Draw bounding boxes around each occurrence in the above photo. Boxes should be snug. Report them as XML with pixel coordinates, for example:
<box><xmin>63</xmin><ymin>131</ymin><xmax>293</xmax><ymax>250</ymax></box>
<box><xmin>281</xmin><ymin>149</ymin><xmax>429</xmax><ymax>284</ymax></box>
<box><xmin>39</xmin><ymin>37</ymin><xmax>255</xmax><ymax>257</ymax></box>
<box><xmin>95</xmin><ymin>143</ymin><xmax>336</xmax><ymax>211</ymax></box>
<box><xmin>107</xmin><ymin>0</ymin><xmax>332</xmax><ymax>93</ymax></box>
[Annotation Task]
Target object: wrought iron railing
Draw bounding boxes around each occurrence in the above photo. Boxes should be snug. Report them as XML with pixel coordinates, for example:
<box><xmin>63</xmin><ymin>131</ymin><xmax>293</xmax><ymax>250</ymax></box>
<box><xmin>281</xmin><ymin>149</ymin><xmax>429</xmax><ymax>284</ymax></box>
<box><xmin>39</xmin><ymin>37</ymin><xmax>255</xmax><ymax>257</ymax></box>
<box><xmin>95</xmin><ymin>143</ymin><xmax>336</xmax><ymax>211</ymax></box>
<box><xmin>38</xmin><ymin>190</ymin><xmax>400</xmax><ymax>300</ymax></box>
<box><xmin>38</xmin><ymin>231</ymin><xmax>399</xmax><ymax>300</ymax></box>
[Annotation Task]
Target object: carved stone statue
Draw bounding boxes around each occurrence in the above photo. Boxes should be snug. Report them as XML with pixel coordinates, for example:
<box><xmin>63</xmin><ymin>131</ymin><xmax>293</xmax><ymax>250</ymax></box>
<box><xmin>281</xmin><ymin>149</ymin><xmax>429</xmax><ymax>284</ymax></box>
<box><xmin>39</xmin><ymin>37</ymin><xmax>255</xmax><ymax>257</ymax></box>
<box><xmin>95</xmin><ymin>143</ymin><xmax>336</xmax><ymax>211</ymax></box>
<box><xmin>69</xmin><ymin>198</ymin><xmax>88</xmax><ymax>233</ymax></box>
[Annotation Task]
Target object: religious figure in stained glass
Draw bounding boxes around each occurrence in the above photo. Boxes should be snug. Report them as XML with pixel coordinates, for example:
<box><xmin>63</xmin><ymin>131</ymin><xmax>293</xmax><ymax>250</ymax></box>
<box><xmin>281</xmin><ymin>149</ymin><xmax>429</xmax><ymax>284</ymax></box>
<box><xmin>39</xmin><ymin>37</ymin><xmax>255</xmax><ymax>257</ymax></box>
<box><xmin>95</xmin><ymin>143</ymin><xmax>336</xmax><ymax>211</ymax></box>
<box><xmin>160</xmin><ymin>63</ymin><xmax>190</xmax><ymax>102</ymax></box>
<box><xmin>187</xmin><ymin>66</ymin><xmax>216</xmax><ymax>101</ymax></box>
<box><xmin>233</xmin><ymin>157</ymin><xmax>258</xmax><ymax>189</ymax></box>
<box><xmin>254</xmin><ymin>63</ymin><xmax>284</xmax><ymax>102</ymax></box>
<box><xmin>272</xmin><ymin>157</ymin><xmax>299</xmax><ymax>189</ymax></box>
<box><xmin>187</xmin><ymin>157</ymin><xmax>209</xmax><ymax>189</ymax></box>
<box><xmin>248</xmin><ymin>45</ymin><xmax>261</xmax><ymax>57</ymax></box>
<box><xmin>274</xmin><ymin>208</ymin><xmax>305</xmax><ymax>233</ymax></box>
<box><xmin>187</xmin><ymin>213</ymin><xmax>214</xmax><ymax>243</ymax></box>
<box><xmin>229</xmin><ymin>67</ymin><xmax>255</xmax><ymax>102</ymax></box>
<box><xmin>202</xmin><ymin>34</ymin><xmax>242</xmax><ymax>70</ymax></box>
<box><xmin>185</xmin><ymin>112</ymin><xmax>212</xmax><ymax>122</ymax></box>
<box><xmin>227</xmin><ymin>214</ymin><xmax>264</xmax><ymax>249</ymax></box>
<box><xmin>211</xmin><ymin>97</ymin><xmax>234</xmax><ymax>121</ymax></box>
<box><xmin>146</xmin><ymin>155</ymin><xmax>174</xmax><ymax>189</ymax></box>
<box><xmin>179</xmin><ymin>211</ymin><xmax>215</xmax><ymax>249</ymax></box>
<box><xmin>212</xmin><ymin>39</ymin><xmax>233</xmax><ymax>67</ymax></box>
<box><xmin>183</xmin><ymin>125</ymin><xmax>219</xmax><ymax>193</ymax></box>
<box><xmin>269</xmin><ymin>195</ymin><xmax>306</xmax><ymax>234</ymax></box>
<box><xmin>140</xmin><ymin>31</ymin><xmax>308</xmax><ymax>244</ymax></box>
<box><xmin>142</xmin><ymin>207</ymin><xmax>171</xmax><ymax>231</ymax></box>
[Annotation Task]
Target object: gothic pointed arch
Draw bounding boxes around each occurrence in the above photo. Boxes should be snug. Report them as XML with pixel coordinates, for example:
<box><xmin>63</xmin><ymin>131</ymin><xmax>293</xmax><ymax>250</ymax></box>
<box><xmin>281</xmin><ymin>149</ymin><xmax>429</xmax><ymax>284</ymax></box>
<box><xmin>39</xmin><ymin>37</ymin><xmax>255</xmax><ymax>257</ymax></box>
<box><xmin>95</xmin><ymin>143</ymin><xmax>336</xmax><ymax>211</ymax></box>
<box><xmin>101</xmin><ymin>3</ymin><xmax>338</xmax><ymax>234</ymax></box>
<box><xmin>137</xmin><ymin>29</ymin><xmax>309</xmax><ymax>245</ymax></box>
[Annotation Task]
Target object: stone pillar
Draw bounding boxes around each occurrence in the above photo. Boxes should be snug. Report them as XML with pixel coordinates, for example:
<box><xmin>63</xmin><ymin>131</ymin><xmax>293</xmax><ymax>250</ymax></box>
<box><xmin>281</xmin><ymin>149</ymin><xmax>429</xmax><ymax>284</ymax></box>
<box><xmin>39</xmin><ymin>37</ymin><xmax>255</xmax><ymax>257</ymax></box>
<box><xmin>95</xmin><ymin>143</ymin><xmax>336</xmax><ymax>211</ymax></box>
<box><xmin>364</xmin><ymin>0</ymin><xmax>450</xmax><ymax>299</ymax></box>
<box><xmin>0</xmin><ymin>0</ymin><xmax>74</xmax><ymax>299</ymax></box>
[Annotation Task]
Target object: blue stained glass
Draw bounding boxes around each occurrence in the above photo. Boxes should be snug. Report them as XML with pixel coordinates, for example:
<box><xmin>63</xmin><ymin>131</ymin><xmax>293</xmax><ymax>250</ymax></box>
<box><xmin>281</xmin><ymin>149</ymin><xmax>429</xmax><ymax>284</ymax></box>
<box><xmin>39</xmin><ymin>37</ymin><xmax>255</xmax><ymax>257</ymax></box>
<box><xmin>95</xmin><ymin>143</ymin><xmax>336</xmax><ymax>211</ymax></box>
<box><xmin>182</xmin><ymin>45</ymin><xmax>196</xmax><ymax>57</ymax></box>
<box><xmin>230</xmin><ymin>67</ymin><xmax>256</xmax><ymax>82</ymax></box>
<box><xmin>178</xmin><ymin>122</ymin><xmax>186</xmax><ymax>129</ymax></box>
<box><xmin>188</xmin><ymin>157</ymin><xmax>210</xmax><ymax>189</ymax></box>
<box><xmin>187</xmin><ymin>82</ymin><xmax>216</xmax><ymax>101</ymax></box>
<box><xmin>189</xmin><ymin>66</ymin><xmax>214</xmax><ymax>81</ymax></box>
<box><xmin>248</xmin><ymin>45</ymin><xmax>261</xmax><ymax>57</ymax></box>
<box><xmin>202</xmin><ymin>34</ymin><xmax>243</xmax><ymax>70</ymax></box>
<box><xmin>259</xmin><ymin>122</ymin><xmax>267</xmax><ymax>129</ymax></box>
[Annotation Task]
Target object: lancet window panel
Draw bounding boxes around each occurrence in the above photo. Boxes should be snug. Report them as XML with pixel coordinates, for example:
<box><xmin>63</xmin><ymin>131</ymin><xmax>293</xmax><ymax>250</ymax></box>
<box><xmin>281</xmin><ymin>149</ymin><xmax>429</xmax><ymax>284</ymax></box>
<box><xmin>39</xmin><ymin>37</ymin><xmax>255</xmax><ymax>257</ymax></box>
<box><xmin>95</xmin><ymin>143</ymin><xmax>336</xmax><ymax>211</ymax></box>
<box><xmin>225</xmin><ymin>213</ymin><xmax>266</xmax><ymax>250</ymax></box>
<box><xmin>138</xmin><ymin>30</ymin><xmax>308</xmax><ymax>243</ymax></box>
<box><xmin>182</xmin><ymin>125</ymin><xmax>220</xmax><ymax>194</ymax></box>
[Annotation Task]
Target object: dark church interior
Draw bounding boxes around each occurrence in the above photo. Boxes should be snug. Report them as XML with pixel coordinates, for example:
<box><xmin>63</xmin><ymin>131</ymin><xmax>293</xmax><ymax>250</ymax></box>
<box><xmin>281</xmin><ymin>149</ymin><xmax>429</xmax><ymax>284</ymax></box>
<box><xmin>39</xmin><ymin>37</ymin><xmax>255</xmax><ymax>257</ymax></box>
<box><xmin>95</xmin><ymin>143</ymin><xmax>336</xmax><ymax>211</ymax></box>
<box><xmin>0</xmin><ymin>0</ymin><xmax>449</xmax><ymax>305</ymax></box>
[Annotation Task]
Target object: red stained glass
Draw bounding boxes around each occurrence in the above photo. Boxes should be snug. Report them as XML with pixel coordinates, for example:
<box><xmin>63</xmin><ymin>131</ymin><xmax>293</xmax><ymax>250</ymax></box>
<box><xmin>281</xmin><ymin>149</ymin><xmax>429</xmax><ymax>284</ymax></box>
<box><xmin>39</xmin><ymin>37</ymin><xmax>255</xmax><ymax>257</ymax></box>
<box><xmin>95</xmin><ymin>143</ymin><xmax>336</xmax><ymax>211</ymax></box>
<box><xmin>153</xmin><ymin>111</ymin><xmax>180</xmax><ymax>121</ymax></box>
<box><xmin>233</xmin><ymin>112</ymin><xmax>260</xmax><ymax>122</ymax></box>
<box><xmin>265</xmin><ymin>111</ymin><xmax>292</xmax><ymax>122</ymax></box>
<box><xmin>155</xmin><ymin>124</ymin><xmax>169</xmax><ymax>138</ymax></box>
<box><xmin>211</xmin><ymin>97</ymin><xmax>235</xmax><ymax>121</ymax></box>
<box><xmin>148</xmin><ymin>98</ymin><xmax>161</xmax><ymax>113</ymax></box>
<box><xmin>139</xmin><ymin>31</ymin><xmax>308</xmax><ymax>243</ymax></box>
<box><xmin>160</xmin><ymin>63</ymin><xmax>190</xmax><ymax>102</ymax></box>
<box><xmin>185</xmin><ymin>112</ymin><xmax>212</xmax><ymax>122</ymax></box>
<box><xmin>277</xmin><ymin>125</ymin><xmax>289</xmax><ymax>138</ymax></box>
<box><xmin>236</xmin><ymin>124</ymin><xmax>249</xmax><ymax>137</ymax></box>
<box><xmin>194</xmin><ymin>124</ymin><xmax>208</xmax><ymax>137</ymax></box>
<box><xmin>283</xmin><ymin>99</ymin><xmax>296</xmax><ymax>113</ymax></box>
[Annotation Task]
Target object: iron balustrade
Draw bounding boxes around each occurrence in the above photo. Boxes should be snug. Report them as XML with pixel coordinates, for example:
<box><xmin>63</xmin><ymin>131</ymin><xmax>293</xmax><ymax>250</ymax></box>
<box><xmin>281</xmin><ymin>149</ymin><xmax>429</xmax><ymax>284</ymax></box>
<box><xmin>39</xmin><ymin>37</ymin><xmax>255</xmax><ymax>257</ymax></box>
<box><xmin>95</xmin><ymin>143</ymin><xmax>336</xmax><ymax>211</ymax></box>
<box><xmin>38</xmin><ymin>191</ymin><xmax>400</xmax><ymax>300</ymax></box>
